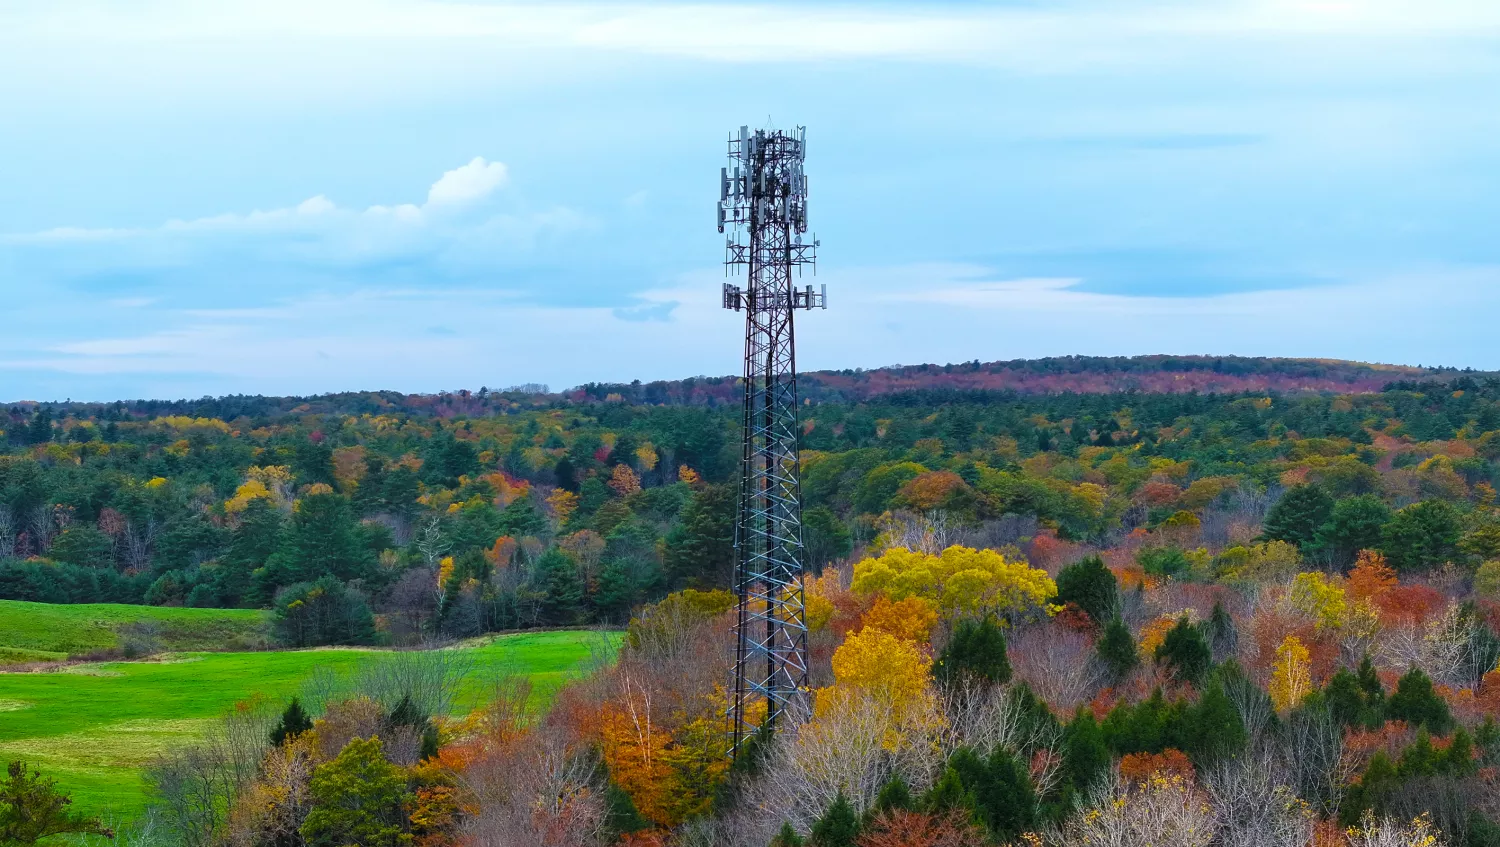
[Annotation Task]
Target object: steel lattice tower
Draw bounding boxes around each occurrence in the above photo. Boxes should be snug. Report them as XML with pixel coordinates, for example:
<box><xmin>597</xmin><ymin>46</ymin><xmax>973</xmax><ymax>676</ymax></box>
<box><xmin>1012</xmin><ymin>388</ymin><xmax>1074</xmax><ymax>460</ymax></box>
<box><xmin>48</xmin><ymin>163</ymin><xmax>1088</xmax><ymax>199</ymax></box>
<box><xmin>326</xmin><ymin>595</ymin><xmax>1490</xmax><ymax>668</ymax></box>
<box><xmin>717</xmin><ymin>125</ymin><xmax>824</xmax><ymax>754</ymax></box>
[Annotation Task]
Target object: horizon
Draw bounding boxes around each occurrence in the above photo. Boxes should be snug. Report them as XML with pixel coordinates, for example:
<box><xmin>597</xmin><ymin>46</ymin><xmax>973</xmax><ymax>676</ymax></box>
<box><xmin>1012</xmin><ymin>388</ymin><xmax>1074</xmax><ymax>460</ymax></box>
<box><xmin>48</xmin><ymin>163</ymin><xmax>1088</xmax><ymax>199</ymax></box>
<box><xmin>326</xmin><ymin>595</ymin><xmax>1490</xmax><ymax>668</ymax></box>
<box><xmin>4</xmin><ymin>1</ymin><xmax>1499</xmax><ymax>400</ymax></box>
<box><xmin>2</xmin><ymin>351</ymin><xmax>1483</xmax><ymax>406</ymax></box>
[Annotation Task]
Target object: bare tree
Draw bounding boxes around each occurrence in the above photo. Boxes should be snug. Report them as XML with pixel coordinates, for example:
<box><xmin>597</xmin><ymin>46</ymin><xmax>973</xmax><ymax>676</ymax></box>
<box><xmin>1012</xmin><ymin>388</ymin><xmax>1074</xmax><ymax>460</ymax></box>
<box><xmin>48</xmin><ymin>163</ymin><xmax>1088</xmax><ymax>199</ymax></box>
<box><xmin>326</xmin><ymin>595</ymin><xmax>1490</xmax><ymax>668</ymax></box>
<box><xmin>1380</xmin><ymin>602</ymin><xmax>1469</xmax><ymax>687</ymax></box>
<box><xmin>123</xmin><ymin>518</ymin><xmax>159</xmax><ymax>572</ymax></box>
<box><xmin>145</xmin><ymin>700</ymin><xmax>275</xmax><ymax>847</ymax></box>
<box><xmin>1203</xmin><ymin>750</ymin><xmax>1313</xmax><ymax>847</ymax></box>
<box><xmin>414</xmin><ymin>517</ymin><xmax>450</xmax><ymax>573</ymax></box>
<box><xmin>28</xmin><ymin>503</ymin><xmax>55</xmax><ymax>553</ymax></box>
<box><xmin>0</xmin><ymin>504</ymin><xmax>16</xmax><ymax>560</ymax></box>
<box><xmin>1061</xmin><ymin>772</ymin><xmax>1217</xmax><ymax>847</ymax></box>
<box><xmin>1280</xmin><ymin>700</ymin><xmax>1346</xmax><ymax>816</ymax></box>
<box><xmin>1345</xmin><ymin>811</ymin><xmax>1447</xmax><ymax>847</ymax></box>
<box><xmin>1006</xmin><ymin>623</ymin><xmax>1106</xmax><ymax>714</ymax></box>
<box><xmin>460</xmin><ymin>725</ymin><xmax>607</xmax><ymax>847</ymax></box>
<box><xmin>737</xmin><ymin>690</ymin><xmax>942</xmax><ymax>843</ymax></box>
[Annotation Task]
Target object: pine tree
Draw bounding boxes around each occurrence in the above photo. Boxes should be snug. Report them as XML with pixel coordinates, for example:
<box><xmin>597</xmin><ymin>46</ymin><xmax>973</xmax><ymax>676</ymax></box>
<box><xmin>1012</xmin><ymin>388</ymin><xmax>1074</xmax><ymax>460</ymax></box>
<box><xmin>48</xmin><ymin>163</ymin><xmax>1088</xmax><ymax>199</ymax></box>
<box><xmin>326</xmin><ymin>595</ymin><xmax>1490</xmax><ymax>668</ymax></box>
<box><xmin>25</xmin><ymin>408</ymin><xmax>53</xmax><ymax>445</ymax></box>
<box><xmin>810</xmin><ymin>792</ymin><xmax>860</xmax><ymax>847</ymax></box>
<box><xmin>1183</xmin><ymin>679</ymin><xmax>1246</xmax><ymax>766</ymax></box>
<box><xmin>1262</xmin><ymin>483</ymin><xmax>1335</xmax><ymax>551</ymax></box>
<box><xmin>870</xmin><ymin>775</ymin><xmax>912</xmax><ymax>817</ymax></box>
<box><xmin>934</xmin><ymin>617</ymin><xmax>1011</xmax><ymax>686</ymax></box>
<box><xmin>1097</xmin><ymin>617</ymin><xmax>1139</xmax><ymax>682</ymax></box>
<box><xmin>662</xmin><ymin>484</ymin><xmax>734</xmax><ymax>588</ymax></box>
<box><xmin>1204</xmin><ymin>601</ymin><xmax>1237</xmax><ymax>660</ymax></box>
<box><xmin>1055</xmin><ymin>554</ymin><xmax>1119</xmax><ymax>624</ymax></box>
<box><xmin>532</xmin><ymin>547</ymin><xmax>585</xmax><ymax>625</ymax></box>
<box><xmin>1155</xmin><ymin>615</ymin><xmax>1212</xmax><ymax>686</ymax></box>
<box><xmin>1063</xmin><ymin>707</ymin><xmax>1111</xmax><ymax>794</ymax></box>
<box><xmin>769</xmin><ymin>822</ymin><xmax>806</xmax><ymax>847</ymax></box>
<box><xmin>0</xmin><ymin>761</ymin><xmax>112</xmax><ymax>844</ymax></box>
<box><xmin>1386</xmin><ymin>667</ymin><xmax>1453</xmax><ymax>734</ymax></box>
<box><xmin>269</xmin><ymin>696</ymin><xmax>315</xmax><ymax>746</ymax></box>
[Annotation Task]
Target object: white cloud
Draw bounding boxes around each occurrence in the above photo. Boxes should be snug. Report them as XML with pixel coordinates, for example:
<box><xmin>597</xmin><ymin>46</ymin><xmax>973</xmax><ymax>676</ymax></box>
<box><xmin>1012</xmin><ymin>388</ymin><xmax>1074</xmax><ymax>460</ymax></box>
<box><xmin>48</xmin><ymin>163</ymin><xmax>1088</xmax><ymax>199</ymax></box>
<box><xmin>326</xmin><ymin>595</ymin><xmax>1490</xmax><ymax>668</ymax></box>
<box><xmin>426</xmin><ymin>157</ymin><xmax>509</xmax><ymax>206</ymax></box>
<box><xmin>1</xmin><ymin>157</ymin><xmax>585</xmax><ymax>277</ymax></box>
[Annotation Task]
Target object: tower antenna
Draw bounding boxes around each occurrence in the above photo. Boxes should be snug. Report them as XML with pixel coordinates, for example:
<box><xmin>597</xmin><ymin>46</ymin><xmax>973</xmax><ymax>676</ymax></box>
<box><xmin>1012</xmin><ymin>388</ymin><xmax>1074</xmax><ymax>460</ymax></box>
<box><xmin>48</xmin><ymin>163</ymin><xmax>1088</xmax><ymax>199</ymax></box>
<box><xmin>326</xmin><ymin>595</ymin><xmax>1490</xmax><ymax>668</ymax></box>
<box><xmin>718</xmin><ymin>124</ymin><xmax>824</xmax><ymax>755</ymax></box>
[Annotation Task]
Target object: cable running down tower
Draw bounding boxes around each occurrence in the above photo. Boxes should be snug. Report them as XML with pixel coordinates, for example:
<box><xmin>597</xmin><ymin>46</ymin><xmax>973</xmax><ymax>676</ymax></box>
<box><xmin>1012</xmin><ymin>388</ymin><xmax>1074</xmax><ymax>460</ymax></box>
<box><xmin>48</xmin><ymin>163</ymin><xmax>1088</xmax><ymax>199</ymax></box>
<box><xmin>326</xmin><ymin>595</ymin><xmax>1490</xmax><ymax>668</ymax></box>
<box><xmin>717</xmin><ymin>125</ymin><xmax>824</xmax><ymax>754</ymax></box>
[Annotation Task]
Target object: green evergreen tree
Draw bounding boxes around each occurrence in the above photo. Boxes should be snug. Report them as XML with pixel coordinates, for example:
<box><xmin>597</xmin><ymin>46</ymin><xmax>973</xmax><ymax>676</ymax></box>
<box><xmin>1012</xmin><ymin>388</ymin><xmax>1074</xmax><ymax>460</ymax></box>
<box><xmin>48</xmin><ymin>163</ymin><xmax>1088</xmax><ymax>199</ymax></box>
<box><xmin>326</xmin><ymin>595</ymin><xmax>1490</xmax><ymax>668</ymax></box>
<box><xmin>870</xmin><ymin>775</ymin><xmax>912</xmax><ymax>816</ymax></box>
<box><xmin>1097</xmin><ymin>617</ymin><xmax>1139</xmax><ymax>682</ymax></box>
<box><xmin>1382</xmin><ymin>499</ymin><xmax>1463</xmax><ymax>571</ymax></box>
<box><xmin>920</xmin><ymin>764</ymin><xmax>973</xmax><ymax>817</ymax></box>
<box><xmin>25</xmin><ymin>408</ymin><xmax>54</xmax><ymax>445</ymax></box>
<box><xmin>943</xmin><ymin>747</ymin><xmax>1036</xmax><ymax>842</ymax></box>
<box><xmin>1055</xmin><ymin>554</ymin><xmax>1119</xmax><ymax>624</ymax></box>
<box><xmin>810</xmin><ymin>792</ymin><xmax>860</xmax><ymax>847</ymax></box>
<box><xmin>934</xmin><ymin>617</ymin><xmax>1011</xmax><ymax>687</ymax></box>
<box><xmin>1062</xmin><ymin>707</ymin><xmax>1111</xmax><ymax>794</ymax></box>
<box><xmin>1318</xmin><ymin>495</ymin><xmax>1392</xmax><ymax>567</ymax></box>
<box><xmin>269</xmin><ymin>696</ymin><xmax>314</xmax><ymax>746</ymax></box>
<box><xmin>769</xmin><ymin>821</ymin><xmax>806</xmax><ymax>847</ymax></box>
<box><xmin>532</xmin><ymin>547</ymin><xmax>585</xmax><ymax>625</ymax></box>
<box><xmin>1204</xmin><ymin>600</ymin><xmax>1237</xmax><ymax>660</ymax></box>
<box><xmin>1386</xmin><ymin>666</ymin><xmax>1453</xmax><ymax>734</ymax></box>
<box><xmin>496</xmin><ymin>497</ymin><xmax>547</xmax><ymax>539</ymax></box>
<box><xmin>1183</xmin><ymin>678</ymin><xmax>1246</xmax><ymax>766</ymax></box>
<box><xmin>1154</xmin><ymin>615</ymin><xmax>1212</xmax><ymax>686</ymax></box>
<box><xmin>1263</xmin><ymin>483</ymin><xmax>1335</xmax><ymax>551</ymax></box>
<box><xmin>263</xmin><ymin>491</ymin><xmax>371</xmax><ymax>588</ymax></box>
<box><xmin>602</xmin><ymin>780</ymin><xmax>649</xmax><ymax>840</ymax></box>
<box><xmin>662</xmin><ymin>483</ymin><xmax>735</xmax><ymax>588</ymax></box>
<box><xmin>272</xmin><ymin>576</ymin><xmax>378</xmax><ymax>647</ymax></box>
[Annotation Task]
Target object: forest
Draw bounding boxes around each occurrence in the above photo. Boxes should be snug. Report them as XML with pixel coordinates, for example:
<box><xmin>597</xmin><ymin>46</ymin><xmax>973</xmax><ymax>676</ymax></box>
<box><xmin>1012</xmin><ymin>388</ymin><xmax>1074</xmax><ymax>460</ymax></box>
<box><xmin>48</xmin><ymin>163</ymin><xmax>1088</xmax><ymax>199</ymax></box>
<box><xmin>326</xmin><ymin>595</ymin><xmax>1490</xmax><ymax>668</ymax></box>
<box><xmin>5</xmin><ymin>355</ymin><xmax>1500</xmax><ymax>846</ymax></box>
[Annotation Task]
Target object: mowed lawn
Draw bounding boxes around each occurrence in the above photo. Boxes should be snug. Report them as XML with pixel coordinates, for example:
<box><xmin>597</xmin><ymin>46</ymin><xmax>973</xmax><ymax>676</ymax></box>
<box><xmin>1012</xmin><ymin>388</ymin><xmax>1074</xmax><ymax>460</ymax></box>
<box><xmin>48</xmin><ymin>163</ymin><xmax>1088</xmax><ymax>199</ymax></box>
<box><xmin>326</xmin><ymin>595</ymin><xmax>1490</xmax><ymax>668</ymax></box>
<box><xmin>0</xmin><ymin>626</ymin><xmax>617</xmax><ymax>820</ymax></box>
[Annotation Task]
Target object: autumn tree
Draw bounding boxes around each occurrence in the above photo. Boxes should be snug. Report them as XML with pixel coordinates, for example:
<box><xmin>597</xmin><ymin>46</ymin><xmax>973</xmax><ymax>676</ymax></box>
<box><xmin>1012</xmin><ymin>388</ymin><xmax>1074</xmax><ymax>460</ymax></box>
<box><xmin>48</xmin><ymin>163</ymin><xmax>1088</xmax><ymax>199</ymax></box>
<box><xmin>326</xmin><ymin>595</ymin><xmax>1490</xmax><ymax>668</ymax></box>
<box><xmin>300</xmin><ymin>737</ymin><xmax>413</xmax><ymax>847</ymax></box>
<box><xmin>1269</xmin><ymin>635</ymin><xmax>1312</xmax><ymax>713</ymax></box>
<box><xmin>851</xmin><ymin>545</ymin><xmax>1056</xmax><ymax>621</ymax></box>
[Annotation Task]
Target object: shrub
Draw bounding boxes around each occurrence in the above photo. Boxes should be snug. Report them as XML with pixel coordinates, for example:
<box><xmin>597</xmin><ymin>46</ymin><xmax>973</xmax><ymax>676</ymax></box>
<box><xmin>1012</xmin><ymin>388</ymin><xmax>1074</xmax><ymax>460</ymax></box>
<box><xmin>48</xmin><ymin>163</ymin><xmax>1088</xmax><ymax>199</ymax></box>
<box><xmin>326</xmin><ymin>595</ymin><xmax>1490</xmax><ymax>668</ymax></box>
<box><xmin>1055</xmin><ymin>555</ymin><xmax>1119</xmax><ymax>624</ymax></box>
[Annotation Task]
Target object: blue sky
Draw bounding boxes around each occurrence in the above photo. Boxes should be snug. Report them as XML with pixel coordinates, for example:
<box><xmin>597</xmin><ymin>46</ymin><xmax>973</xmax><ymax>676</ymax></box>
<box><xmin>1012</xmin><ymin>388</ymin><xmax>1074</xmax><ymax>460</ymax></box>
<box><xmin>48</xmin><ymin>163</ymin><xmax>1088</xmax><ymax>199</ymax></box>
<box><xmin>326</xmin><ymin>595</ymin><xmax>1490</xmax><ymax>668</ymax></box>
<box><xmin>2</xmin><ymin>0</ymin><xmax>1499</xmax><ymax>401</ymax></box>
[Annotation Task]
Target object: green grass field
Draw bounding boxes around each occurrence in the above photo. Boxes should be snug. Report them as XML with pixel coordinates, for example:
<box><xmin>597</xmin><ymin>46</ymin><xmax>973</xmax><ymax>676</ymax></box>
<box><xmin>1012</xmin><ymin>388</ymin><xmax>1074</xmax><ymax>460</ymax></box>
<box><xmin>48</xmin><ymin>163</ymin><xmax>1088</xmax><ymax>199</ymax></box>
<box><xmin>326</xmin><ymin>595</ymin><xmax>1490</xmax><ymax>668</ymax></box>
<box><xmin>0</xmin><ymin>599</ymin><xmax>272</xmax><ymax>658</ymax></box>
<box><xmin>0</xmin><ymin>619</ymin><xmax>617</xmax><ymax>821</ymax></box>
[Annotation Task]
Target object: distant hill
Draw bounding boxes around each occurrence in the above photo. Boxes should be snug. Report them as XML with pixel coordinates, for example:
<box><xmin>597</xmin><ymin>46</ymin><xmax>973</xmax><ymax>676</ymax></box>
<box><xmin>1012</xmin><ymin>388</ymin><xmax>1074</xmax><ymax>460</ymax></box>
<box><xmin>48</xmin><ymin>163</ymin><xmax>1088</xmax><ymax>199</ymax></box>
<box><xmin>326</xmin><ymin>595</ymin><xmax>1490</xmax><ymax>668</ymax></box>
<box><xmin>570</xmin><ymin>355</ymin><xmax>1473</xmax><ymax>406</ymax></box>
<box><xmin>6</xmin><ymin>355</ymin><xmax>1482</xmax><ymax>419</ymax></box>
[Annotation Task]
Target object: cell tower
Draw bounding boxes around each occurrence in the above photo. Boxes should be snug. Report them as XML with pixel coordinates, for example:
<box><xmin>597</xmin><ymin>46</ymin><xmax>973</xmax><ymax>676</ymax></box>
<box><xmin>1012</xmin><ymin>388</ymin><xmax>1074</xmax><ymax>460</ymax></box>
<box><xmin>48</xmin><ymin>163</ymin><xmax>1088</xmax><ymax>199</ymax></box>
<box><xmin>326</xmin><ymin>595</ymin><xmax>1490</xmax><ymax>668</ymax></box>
<box><xmin>717</xmin><ymin>124</ymin><xmax>824</xmax><ymax>754</ymax></box>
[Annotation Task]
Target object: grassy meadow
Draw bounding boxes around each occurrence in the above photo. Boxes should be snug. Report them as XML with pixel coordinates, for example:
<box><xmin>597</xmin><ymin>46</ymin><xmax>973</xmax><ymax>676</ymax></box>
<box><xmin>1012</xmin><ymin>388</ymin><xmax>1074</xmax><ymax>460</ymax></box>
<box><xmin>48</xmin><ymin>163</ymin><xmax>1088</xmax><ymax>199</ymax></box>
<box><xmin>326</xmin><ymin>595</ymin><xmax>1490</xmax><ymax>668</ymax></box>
<box><xmin>0</xmin><ymin>599</ymin><xmax>272</xmax><ymax>661</ymax></box>
<box><xmin>0</xmin><ymin>601</ymin><xmax>617</xmax><ymax>821</ymax></box>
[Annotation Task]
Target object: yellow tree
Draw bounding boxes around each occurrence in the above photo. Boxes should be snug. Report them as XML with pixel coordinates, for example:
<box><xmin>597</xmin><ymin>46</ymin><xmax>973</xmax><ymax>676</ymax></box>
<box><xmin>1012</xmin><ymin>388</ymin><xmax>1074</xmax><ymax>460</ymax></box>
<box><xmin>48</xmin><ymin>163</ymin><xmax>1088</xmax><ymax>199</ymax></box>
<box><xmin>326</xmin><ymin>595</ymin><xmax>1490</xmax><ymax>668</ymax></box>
<box><xmin>1269</xmin><ymin>635</ymin><xmax>1312</xmax><ymax>712</ymax></box>
<box><xmin>829</xmin><ymin>627</ymin><xmax>932</xmax><ymax>702</ymax></box>
<box><xmin>1289</xmin><ymin>572</ymin><xmax>1347</xmax><ymax>631</ymax></box>
<box><xmin>608</xmin><ymin>464</ymin><xmax>642</xmax><ymax>496</ymax></box>
<box><xmin>861</xmin><ymin>595</ymin><xmax>938</xmax><ymax>644</ymax></box>
<box><xmin>851</xmin><ymin>545</ymin><xmax>1056</xmax><ymax>619</ymax></box>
